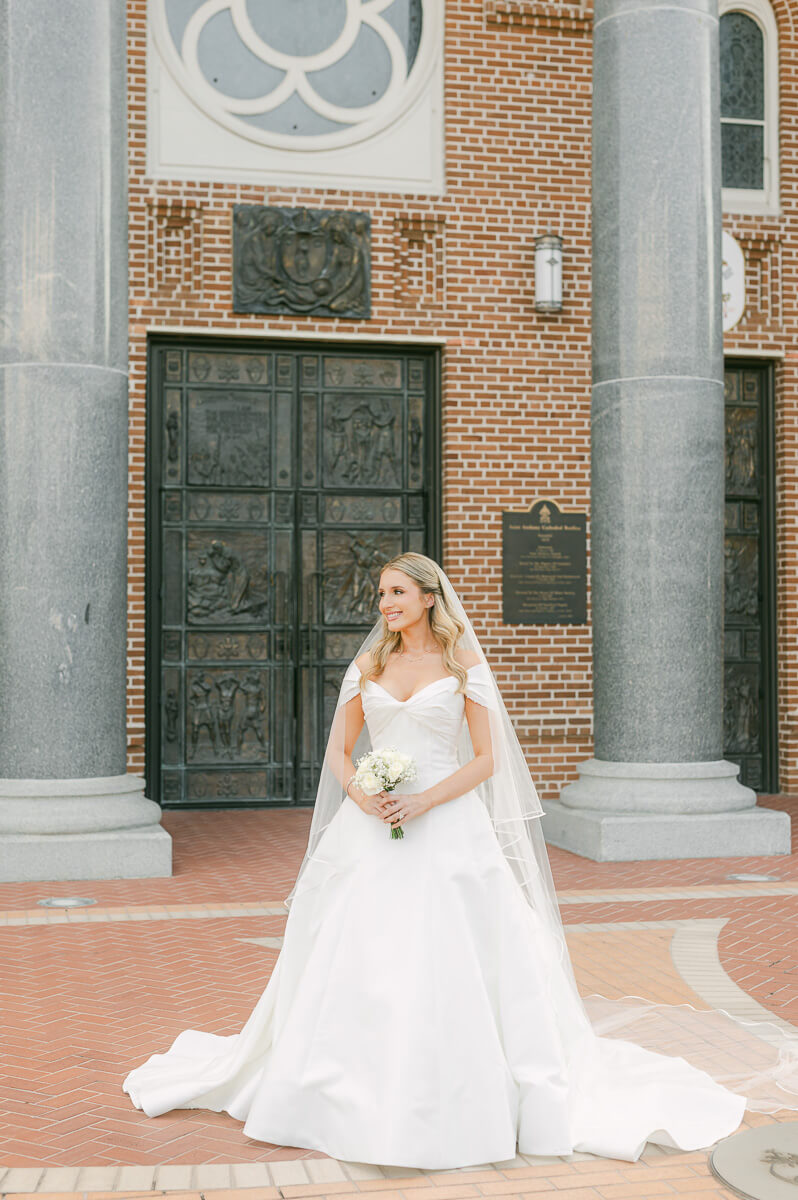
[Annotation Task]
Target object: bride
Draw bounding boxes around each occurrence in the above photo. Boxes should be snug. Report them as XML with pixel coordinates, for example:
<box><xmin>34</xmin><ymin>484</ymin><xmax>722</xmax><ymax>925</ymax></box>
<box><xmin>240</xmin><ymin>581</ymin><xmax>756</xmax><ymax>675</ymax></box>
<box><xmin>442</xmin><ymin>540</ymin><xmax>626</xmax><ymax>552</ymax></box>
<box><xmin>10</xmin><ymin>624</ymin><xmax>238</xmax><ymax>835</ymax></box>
<box><xmin>123</xmin><ymin>552</ymin><xmax>798</xmax><ymax>1169</ymax></box>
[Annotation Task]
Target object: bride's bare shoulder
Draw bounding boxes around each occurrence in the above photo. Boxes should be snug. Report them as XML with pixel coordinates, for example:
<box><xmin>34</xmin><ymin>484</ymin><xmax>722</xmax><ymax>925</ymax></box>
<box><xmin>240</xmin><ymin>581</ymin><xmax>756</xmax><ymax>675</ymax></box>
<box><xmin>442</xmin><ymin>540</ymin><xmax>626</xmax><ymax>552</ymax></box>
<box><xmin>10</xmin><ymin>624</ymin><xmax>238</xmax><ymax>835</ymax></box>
<box><xmin>354</xmin><ymin>651</ymin><xmax>373</xmax><ymax>673</ymax></box>
<box><xmin>454</xmin><ymin>647</ymin><xmax>481</xmax><ymax>670</ymax></box>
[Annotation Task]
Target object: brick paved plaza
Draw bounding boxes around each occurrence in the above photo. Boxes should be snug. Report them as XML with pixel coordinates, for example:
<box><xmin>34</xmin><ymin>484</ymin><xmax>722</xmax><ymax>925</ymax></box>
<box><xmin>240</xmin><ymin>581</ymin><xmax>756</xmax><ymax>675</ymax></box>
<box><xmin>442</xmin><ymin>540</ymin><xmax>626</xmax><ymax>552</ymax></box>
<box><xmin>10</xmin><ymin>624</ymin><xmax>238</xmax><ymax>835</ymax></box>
<box><xmin>1</xmin><ymin>797</ymin><xmax>796</xmax><ymax>1200</ymax></box>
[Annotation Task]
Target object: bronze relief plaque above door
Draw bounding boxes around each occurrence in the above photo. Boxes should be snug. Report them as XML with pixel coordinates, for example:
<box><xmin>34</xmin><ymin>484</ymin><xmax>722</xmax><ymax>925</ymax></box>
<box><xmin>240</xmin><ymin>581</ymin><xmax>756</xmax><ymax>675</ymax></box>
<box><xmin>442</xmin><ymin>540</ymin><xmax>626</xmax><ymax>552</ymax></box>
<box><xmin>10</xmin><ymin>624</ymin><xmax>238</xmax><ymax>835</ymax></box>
<box><xmin>723</xmin><ymin>362</ymin><xmax>777</xmax><ymax>793</ymax></box>
<box><xmin>232</xmin><ymin>207</ymin><xmax>371</xmax><ymax>320</ymax></box>
<box><xmin>148</xmin><ymin>342</ymin><xmax>440</xmax><ymax>807</ymax></box>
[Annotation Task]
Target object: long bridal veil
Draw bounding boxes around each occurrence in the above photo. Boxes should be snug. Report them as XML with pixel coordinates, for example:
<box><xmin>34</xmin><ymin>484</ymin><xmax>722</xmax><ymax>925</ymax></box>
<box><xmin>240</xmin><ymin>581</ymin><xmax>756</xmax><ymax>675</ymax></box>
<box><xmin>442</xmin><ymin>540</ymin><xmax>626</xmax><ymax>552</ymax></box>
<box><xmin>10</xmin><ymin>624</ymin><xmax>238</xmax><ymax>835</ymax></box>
<box><xmin>285</xmin><ymin>563</ymin><xmax>798</xmax><ymax>1117</ymax></box>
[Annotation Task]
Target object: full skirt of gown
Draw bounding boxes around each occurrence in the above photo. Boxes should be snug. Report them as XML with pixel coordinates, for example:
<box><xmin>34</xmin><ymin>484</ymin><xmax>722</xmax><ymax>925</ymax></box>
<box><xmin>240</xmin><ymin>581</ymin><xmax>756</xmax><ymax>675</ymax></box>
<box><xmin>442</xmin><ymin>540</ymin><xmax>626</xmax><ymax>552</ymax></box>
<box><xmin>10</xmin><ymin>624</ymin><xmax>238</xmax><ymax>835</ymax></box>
<box><xmin>122</xmin><ymin>783</ymin><xmax>745</xmax><ymax>1168</ymax></box>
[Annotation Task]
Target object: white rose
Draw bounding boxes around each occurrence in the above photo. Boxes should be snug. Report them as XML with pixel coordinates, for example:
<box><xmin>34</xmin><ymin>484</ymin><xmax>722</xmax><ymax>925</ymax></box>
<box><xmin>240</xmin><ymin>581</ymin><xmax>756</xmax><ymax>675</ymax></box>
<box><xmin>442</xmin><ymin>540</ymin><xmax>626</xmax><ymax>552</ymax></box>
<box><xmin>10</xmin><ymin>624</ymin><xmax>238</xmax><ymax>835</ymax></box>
<box><xmin>357</xmin><ymin>771</ymin><xmax>382</xmax><ymax>796</ymax></box>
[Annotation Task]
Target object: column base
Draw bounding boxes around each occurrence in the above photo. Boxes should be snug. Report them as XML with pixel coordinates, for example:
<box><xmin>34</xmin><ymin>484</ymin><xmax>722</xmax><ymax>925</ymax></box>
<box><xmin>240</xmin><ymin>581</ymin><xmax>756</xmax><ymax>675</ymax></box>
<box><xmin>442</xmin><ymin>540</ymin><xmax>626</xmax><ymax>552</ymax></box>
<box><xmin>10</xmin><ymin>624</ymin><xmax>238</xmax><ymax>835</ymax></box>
<box><xmin>541</xmin><ymin>801</ymin><xmax>791</xmax><ymax>862</ymax></box>
<box><xmin>0</xmin><ymin>826</ymin><xmax>173</xmax><ymax>882</ymax></box>
<box><xmin>0</xmin><ymin>774</ymin><xmax>173</xmax><ymax>881</ymax></box>
<box><xmin>556</xmin><ymin>757</ymin><xmax>759</xmax><ymax>814</ymax></box>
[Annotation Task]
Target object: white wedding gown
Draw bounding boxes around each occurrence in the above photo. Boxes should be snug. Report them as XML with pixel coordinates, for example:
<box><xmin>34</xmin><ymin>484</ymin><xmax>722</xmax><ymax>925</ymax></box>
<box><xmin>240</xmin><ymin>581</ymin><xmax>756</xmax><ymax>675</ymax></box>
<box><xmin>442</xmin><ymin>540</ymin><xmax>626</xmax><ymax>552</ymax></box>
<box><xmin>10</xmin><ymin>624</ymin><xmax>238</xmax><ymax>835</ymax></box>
<box><xmin>123</xmin><ymin>662</ymin><xmax>746</xmax><ymax>1168</ymax></box>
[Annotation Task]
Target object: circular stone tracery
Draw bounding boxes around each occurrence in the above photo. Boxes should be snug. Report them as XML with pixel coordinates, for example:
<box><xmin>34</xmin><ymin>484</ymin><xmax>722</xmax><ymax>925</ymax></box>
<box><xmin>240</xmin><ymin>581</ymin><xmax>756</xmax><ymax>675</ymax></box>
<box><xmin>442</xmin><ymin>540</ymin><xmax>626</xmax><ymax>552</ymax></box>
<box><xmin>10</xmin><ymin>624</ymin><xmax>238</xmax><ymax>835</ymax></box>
<box><xmin>154</xmin><ymin>0</ymin><xmax>431</xmax><ymax>150</ymax></box>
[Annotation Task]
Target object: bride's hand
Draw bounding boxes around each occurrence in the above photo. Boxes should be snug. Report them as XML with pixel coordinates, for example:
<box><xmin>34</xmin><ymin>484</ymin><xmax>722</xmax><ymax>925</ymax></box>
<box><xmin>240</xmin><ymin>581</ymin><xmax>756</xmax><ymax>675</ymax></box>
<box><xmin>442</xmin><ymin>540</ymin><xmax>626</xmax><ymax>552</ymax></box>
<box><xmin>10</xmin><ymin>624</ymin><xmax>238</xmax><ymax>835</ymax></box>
<box><xmin>350</xmin><ymin>786</ymin><xmax>391</xmax><ymax>818</ymax></box>
<box><xmin>382</xmin><ymin>793</ymin><xmax>430</xmax><ymax>828</ymax></box>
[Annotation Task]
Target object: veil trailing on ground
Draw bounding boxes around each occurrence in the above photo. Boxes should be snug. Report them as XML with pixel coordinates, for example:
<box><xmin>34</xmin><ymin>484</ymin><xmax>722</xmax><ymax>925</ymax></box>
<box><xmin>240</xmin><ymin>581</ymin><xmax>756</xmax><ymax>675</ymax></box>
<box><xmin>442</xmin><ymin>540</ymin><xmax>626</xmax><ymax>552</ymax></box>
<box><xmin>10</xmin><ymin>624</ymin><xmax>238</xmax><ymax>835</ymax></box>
<box><xmin>284</xmin><ymin>563</ymin><xmax>798</xmax><ymax>1117</ymax></box>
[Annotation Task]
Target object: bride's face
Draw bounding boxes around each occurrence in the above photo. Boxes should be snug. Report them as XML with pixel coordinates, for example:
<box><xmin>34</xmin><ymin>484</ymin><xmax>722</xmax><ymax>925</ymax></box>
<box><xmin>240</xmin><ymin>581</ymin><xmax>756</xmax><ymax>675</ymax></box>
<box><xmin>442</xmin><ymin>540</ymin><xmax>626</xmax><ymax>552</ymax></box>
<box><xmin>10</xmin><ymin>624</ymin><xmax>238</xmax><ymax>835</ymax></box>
<box><xmin>378</xmin><ymin>568</ymin><xmax>433</xmax><ymax>633</ymax></box>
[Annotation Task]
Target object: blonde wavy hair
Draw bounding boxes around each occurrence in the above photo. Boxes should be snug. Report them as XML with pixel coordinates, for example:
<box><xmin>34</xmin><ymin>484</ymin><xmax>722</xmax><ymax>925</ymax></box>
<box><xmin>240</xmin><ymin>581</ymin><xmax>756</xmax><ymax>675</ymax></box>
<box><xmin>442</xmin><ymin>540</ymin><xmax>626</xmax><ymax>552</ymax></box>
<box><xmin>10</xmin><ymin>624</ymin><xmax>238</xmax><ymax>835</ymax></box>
<box><xmin>359</xmin><ymin>553</ymin><xmax>468</xmax><ymax>695</ymax></box>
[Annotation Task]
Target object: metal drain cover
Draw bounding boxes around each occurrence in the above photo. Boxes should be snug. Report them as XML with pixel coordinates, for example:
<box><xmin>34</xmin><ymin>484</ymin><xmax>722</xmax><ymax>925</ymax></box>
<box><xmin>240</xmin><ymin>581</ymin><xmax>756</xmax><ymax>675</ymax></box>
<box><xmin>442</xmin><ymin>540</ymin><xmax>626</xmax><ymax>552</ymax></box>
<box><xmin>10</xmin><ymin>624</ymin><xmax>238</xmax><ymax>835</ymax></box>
<box><xmin>710</xmin><ymin>1121</ymin><xmax>798</xmax><ymax>1199</ymax></box>
<box><xmin>37</xmin><ymin>897</ymin><xmax>97</xmax><ymax>908</ymax></box>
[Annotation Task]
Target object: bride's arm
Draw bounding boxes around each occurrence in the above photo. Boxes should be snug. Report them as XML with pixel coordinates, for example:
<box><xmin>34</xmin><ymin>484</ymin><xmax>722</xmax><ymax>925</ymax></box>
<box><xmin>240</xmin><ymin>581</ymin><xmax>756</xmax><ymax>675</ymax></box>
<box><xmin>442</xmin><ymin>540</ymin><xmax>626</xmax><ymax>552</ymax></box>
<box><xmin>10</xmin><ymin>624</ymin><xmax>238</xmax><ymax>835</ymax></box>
<box><xmin>327</xmin><ymin>651</ymin><xmax>370</xmax><ymax>791</ymax></box>
<box><xmin>333</xmin><ymin>691</ymin><xmax>391</xmax><ymax>818</ymax></box>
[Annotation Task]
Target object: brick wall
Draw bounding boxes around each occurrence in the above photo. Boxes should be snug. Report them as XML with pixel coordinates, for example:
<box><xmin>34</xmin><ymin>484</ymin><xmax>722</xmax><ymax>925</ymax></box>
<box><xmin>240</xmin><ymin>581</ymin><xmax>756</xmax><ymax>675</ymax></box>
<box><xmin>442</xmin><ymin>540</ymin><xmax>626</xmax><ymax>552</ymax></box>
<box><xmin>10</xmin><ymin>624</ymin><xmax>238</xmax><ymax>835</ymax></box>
<box><xmin>125</xmin><ymin>0</ymin><xmax>796</xmax><ymax>801</ymax></box>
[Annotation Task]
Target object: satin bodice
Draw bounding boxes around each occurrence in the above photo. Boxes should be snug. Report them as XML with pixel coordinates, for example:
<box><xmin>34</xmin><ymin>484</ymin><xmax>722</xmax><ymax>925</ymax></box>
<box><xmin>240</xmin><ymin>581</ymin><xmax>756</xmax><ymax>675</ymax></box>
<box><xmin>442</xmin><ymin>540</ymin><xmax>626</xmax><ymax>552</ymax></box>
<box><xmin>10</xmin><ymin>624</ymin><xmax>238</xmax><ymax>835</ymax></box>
<box><xmin>342</xmin><ymin>661</ymin><xmax>494</xmax><ymax>791</ymax></box>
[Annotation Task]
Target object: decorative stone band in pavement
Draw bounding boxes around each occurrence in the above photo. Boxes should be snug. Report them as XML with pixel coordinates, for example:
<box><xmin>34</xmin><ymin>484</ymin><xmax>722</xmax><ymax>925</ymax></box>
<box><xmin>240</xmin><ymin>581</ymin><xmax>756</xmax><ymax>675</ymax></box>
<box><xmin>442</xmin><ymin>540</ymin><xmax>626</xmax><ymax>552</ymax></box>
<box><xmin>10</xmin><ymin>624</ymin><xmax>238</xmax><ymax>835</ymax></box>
<box><xmin>0</xmin><ymin>903</ymin><xmax>289</xmax><ymax>926</ymax></box>
<box><xmin>567</xmin><ymin>918</ymin><xmax>798</xmax><ymax>1038</ymax></box>
<box><xmin>556</xmin><ymin>882</ymin><xmax>798</xmax><ymax>904</ymax></box>
<box><xmin>0</xmin><ymin>1156</ymin><xmax>414</xmax><ymax>1195</ymax></box>
<box><xmin>0</xmin><ymin>1143</ymin><xmax>696</xmax><ymax>1195</ymax></box>
<box><xmin>670</xmin><ymin>919</ymin><xmax>798</xmax><ymax>1041</ymax></box>
<box><xmin>3</xmin><ymin>880</ymin><xmax>798</xmax><ymax>925</ymax></box>
<box><xmin>711</xmin><ymin>1121</ymin><xmax>798</xmax><ymax>1199</ymax></box>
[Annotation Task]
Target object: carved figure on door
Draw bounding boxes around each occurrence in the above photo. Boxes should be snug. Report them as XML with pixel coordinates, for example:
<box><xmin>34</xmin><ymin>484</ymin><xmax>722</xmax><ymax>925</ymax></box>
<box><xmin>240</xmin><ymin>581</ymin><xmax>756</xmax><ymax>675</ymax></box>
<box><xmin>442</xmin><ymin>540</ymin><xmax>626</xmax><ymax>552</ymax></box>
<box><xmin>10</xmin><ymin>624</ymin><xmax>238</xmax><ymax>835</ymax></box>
<box><xmin>188</xmin><ymin>673</ymin><xmax>218</xmax><ymax>758</ymax></box>
<box><xmin>325</xmin><ymin>410</ymin><xmax>350</xmax><ymax>478</ymax></box>
<box><xmin>237</xmin><ymin>670</ymin><xmax>268</xmax><ymax>753</ymax></box>
<box><xmin>210</xmin><ymin>541</ymin><xmax>249</xmax><ymax>611</ymax></box>
<box><xmin>371</xmin><ymin>409</ymin><xmax>398</xmax><ymax>484</ymax></box>
<box><xmin>164</xmin><ymin>690</ymin><xmax>179</xmax><ymax>742</ymax></box>
<box><xmin>216</xmin><ymin>673</ymin><xmax>240</xmax><ymax>758</ymax></box>
<box><xmin>187</xmin><ymin>553</ymin><xmax>224</xmax><ymax>621</ymax></box>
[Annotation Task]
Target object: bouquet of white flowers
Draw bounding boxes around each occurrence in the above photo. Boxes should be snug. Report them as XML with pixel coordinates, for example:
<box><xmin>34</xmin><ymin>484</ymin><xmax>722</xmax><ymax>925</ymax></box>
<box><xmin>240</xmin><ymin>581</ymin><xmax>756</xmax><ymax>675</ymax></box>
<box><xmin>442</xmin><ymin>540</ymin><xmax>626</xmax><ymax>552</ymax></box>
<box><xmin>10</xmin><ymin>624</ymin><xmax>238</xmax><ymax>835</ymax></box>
<box><xmin>352</xmin><ymin>748</ymin><xmax>417</xmax><ymax>839</ymax></box>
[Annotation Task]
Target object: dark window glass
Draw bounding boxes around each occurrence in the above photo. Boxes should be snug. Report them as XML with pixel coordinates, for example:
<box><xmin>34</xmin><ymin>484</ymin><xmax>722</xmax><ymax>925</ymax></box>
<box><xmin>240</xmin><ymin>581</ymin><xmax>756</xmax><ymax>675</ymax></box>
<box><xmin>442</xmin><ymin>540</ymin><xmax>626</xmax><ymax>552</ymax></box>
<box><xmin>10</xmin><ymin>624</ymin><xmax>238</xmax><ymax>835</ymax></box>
<box><xmin>720</xmin><ymin>12</ymin><xmax>765</xmax><ymax>118</ymax></box>
<box><xmin>720</xmin><ymin>11</ymin><xmax>766</xmax><ymax>190</ymax></box>
<box><xmin>721</xmin><ymin>121</ymin><xmax>764</xmax><ymax>190</ymax></box>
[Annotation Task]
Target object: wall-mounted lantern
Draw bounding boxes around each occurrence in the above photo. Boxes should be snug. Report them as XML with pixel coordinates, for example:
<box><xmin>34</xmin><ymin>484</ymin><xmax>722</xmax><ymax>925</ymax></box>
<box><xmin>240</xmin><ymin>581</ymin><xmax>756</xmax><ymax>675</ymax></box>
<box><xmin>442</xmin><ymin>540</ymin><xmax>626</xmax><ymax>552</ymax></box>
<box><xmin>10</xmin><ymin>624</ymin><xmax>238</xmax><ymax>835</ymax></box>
<box><xmin>534</xmin><ymin>234</ymin><xmax>563</xmax><ymax>313</ymax></box>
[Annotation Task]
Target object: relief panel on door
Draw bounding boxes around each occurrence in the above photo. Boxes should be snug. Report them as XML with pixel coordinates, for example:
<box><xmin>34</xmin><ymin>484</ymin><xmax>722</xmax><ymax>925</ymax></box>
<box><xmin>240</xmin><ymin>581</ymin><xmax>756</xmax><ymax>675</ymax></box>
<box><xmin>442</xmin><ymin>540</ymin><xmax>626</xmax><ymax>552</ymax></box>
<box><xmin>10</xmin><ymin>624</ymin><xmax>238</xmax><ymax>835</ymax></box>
<box><xmin>723</xmin><ymin>364</ymin><xmax>776</xmax><ymax>793</ymax></box>
<box><xmin>156</xmin><ymin>350</ymin><xmax>295</xmax><ymax>806</ymax></box>
<box><xmin>153</xmin><ymin>346</ymin><xmax>436</xmax><ymax>806</ymax></box>
<box><xmin>296</xmin><ymin>360</ymin><xmax>424</xmax><ymax>801</ymax></box>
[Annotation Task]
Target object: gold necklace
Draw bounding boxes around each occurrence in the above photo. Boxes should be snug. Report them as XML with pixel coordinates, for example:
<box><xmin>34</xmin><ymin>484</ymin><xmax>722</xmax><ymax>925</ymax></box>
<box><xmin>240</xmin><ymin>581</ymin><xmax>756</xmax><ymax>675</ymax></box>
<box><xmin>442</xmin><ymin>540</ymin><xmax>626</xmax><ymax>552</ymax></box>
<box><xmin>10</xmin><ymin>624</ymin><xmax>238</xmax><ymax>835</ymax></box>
<box><xmin>399</xmin><ymin>647</ymin><xmax>439</xmax><ymax>663</ymax></box>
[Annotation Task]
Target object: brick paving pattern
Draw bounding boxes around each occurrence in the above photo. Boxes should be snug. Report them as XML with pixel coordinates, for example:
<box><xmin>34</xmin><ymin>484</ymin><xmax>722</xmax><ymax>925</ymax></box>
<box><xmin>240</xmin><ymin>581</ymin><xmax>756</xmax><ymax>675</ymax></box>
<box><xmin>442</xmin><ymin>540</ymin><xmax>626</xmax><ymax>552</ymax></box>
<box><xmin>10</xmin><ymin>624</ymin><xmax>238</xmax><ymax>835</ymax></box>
<box><xmin>1</xmin><ymin>797</ymin><xmax>796</xmax><ymax>1199</ymax></box>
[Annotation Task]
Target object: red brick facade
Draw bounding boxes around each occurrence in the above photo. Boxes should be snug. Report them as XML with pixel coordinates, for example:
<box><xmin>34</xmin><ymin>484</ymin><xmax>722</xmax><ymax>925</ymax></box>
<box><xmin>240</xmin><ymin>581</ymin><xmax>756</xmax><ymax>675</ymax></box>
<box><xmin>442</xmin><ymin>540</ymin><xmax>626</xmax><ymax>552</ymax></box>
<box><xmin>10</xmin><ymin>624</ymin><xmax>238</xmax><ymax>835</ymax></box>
<box><xmin>125</xmin><ymin>0</ymin><xmax>796</xmax><ymax>802</ymax></box>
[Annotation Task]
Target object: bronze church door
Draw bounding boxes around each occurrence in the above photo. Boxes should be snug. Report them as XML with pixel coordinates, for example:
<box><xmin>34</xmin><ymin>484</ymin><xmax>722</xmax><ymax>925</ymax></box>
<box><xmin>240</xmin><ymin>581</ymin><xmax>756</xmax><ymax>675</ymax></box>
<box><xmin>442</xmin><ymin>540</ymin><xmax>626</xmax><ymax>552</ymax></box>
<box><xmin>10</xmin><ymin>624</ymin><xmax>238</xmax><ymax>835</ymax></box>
<box><xmin>723</xmin><ymin>362</ymin><xmax>777</xmax><ymax>793</ymax></box>
<box><xmin>148</xmin><ymin>341</ymin><xmax>439</xmax><ymax>807</ymax></box>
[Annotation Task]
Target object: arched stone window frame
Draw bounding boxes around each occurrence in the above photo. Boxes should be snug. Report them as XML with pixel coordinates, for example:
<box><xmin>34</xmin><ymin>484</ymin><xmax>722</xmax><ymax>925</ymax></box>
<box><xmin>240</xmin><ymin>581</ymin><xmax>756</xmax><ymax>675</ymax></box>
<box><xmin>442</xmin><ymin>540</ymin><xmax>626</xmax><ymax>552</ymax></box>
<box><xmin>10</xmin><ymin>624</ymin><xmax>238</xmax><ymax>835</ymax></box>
<box><xmin>719</xmin><ymin>0</ymin><xmax>780</xmax><ymax>215</ymax></box>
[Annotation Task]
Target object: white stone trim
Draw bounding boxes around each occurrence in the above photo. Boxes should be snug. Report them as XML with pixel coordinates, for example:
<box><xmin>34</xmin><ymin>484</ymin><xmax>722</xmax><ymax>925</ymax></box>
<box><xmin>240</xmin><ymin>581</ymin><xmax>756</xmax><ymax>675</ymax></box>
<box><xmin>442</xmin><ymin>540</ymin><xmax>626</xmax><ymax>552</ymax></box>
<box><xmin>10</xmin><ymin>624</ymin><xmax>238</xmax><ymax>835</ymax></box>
<box><xmin>147</xmin><ymin>1</ymin><xmax>445</xmax><ymax>193</ymax></box>
<box><xmin>564</xmin><ymin>917</ymin><xmax>719</xmax><ymax>930</ymax></box>
<box><xmin>558</xmin><ymin>882</ymin><xmax>798</xmax><ymax>904</ymax></box>
<box><xmin>0</xmin><ymin>902</ymin><xmax>287</xmax><ymax>925</ymax></box>
<box><xmin>670</xmin><ymin>919</ymin><xmax>798</xmax><ymax>1039</ymax></box>
<box><xmin>0</xmin><ymin>1154</ymin><xmax>586</xmax><ymax>1193</ymax></box>
<box><xmin>152</xmin><ymin>0</ymin><xmax>440</xmax><ymax>152</ymax></box>
<box><xmin>567</xmin><ymin>917</ymin><xmax>797</xmax><ymax>1041</ymax></box>
<box><xmin>142</xmin><ymin>324</ymin><xmax>449</xmax><ymax>344</ymax></box>
<box><xmin>6</xmin><ymin>881</ymin><xmax>798</xmax><ymax>924</ymax></box>
<box><xmin>719</xmin><ymin>0</ymin><xmax>780</xmax><ymax>215</ymax></box>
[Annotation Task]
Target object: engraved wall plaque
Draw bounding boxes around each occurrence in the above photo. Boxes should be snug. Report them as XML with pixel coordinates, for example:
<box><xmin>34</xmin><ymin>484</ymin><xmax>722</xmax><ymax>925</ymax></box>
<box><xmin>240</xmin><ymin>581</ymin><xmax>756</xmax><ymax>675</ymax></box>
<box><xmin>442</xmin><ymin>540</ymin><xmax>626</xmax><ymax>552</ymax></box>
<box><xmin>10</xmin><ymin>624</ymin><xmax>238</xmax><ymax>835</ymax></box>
<box><xmin>502</xmin><ymin>500</ymin><xmax>587</xmax><ymax>625</ymax></box>
<box><xmin>233</xmin><ymin>206</ymin><xmax>371</xmax><ymax>319</ymax></box>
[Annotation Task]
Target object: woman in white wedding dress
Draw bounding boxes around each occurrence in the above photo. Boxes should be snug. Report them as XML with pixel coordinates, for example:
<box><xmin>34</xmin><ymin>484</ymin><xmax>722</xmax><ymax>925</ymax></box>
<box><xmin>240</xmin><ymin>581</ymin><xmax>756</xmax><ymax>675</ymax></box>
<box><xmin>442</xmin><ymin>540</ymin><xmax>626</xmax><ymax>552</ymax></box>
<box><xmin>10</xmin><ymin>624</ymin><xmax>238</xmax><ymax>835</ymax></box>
<box><xmin>123</xmin><ymin>553</ymin><xmax>797</xmax><ymax>1169</ymax></box>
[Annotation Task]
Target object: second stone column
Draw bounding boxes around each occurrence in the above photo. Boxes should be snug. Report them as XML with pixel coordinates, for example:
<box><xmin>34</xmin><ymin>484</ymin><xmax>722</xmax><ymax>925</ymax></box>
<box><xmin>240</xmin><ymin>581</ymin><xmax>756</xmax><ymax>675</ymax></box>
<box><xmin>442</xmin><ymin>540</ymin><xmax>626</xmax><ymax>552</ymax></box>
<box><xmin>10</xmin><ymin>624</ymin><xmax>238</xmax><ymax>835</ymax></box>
<box><xmin>541</xmin><ymin>0</ymin><xmax>790</xmax><ymax>859</ymax></box>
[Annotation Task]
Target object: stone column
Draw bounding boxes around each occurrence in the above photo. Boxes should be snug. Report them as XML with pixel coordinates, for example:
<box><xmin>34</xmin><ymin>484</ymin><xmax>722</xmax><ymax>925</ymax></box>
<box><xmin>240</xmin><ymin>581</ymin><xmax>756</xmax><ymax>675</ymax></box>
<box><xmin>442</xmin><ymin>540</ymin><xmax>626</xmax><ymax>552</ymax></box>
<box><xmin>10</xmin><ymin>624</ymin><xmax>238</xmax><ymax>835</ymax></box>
<box><xmin>0</xmin><ymin>0</ymin><xmax>172</xmax><ymax>880</ymax></box>
<box><xmin>541</xmin><ymin>0</ymin><xmax>790</xmax><ymax>859</ymax></box>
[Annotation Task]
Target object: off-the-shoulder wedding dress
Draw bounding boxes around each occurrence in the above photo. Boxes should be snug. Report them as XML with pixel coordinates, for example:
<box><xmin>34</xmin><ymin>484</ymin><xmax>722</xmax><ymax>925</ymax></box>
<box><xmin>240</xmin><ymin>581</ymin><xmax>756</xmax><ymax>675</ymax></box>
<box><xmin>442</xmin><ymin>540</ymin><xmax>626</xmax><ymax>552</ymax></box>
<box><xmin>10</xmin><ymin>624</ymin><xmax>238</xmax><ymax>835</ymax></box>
<box><xmin>122</xmin><ymin>660</ymin><xmax>747</xmax><ymax>1169</ymax></box>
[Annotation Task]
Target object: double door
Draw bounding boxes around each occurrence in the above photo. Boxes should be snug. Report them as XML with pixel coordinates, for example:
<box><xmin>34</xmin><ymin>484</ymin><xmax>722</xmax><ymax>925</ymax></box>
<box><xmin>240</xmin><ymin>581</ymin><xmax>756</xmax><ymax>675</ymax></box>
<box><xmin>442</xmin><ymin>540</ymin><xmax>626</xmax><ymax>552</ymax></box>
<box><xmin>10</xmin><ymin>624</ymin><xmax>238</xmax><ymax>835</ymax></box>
<box><xmin>149</xmin><ymin>341</ymin><xmax>439</xmax><ymax>806</ymax></box>
<box><xmin>723</xmin><ymin>361</ymin><xmax>777</xmax><ymax>792</ymax></box>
